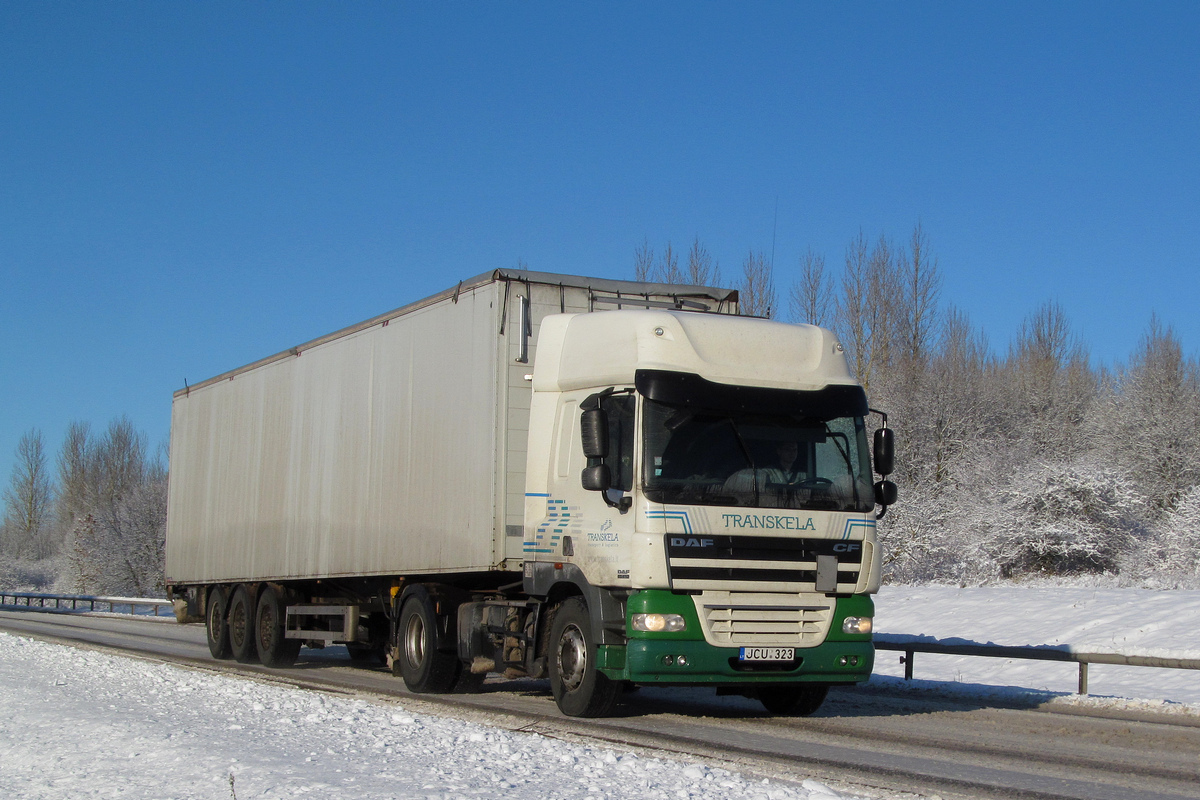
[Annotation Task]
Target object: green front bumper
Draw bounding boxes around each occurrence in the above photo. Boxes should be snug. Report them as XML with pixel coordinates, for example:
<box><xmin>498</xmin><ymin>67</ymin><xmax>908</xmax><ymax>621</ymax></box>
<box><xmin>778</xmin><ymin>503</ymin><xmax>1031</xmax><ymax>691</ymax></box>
<box><xmin>597</xmin><ymin>590</ymin><xmax>876</xmax><ymax>687</ymax></box>
<box><xmin>612</xmin><ymin>639</ymin><xmax>873</xmax><ymax>686</ymax></box>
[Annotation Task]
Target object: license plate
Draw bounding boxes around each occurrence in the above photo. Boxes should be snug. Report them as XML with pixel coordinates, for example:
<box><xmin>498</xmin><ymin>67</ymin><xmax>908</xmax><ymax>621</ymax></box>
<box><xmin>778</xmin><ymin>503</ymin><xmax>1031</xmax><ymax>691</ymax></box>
<box><xmin>739</xmin><ymin>647</ymin><xmax>795</xmax><ymax>662</ymax></box>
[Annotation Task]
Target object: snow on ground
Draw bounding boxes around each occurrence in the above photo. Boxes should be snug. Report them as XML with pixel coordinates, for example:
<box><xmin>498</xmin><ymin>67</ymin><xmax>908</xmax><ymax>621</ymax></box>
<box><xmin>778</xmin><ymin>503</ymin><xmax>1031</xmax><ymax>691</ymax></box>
<box><xmin>0</xmin><ymin>633</ymin><xmax>877</xmax><ymax>800</ymax></box>
<box><xmin>3</xmin><ymin>585</ymin><xmax>1199</xmax><ymax>799</ymax></box>
<box><xmin>872</xmin><ymin>585</ymin><xmax>1200</xmax><ymax>711</ymax></box>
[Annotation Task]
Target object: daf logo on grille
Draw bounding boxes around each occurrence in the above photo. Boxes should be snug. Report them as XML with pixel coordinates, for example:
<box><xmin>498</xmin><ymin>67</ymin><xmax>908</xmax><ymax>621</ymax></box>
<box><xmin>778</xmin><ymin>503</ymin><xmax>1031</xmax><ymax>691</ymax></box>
<box><xmin>670</xmin><ymin>537</ymin><xmax>715</xmax><ymax>548</ymax></box>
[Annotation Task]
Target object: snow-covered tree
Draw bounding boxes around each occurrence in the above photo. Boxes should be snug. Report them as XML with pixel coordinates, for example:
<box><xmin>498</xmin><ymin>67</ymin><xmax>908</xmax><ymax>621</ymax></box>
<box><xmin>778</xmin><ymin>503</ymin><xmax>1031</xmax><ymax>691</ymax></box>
<box><xmin>59</xmin><ymin>417</ymin><xmax>167</xmax><ymax>595</ymax></box>
<box><xmin>1102</xmin><ymin>316</ymin><xmax>1200</xmax><ymax>515</ymax></box>
<box><xmin>3</xmin><ymin>428</ymin><xmax>54</xmax><ymax>560</ymax></box>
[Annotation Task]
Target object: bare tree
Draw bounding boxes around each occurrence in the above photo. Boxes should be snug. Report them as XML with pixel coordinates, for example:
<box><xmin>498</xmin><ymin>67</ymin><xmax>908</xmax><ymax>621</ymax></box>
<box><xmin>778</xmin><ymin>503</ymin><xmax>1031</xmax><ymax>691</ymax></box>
<box><xmin>57</xmin><ymin>421</ymin><xmax>96</xmax><ymax>534</ymax></box>
<box><xmin>655</xmin><ymin>241</ymin><xmax>683</xmax><ymax>284</ymax></box>
<box><xmin>634</xmin><ymin>239</ymin><xmax>654</xmax><ymax>282</ymax></box>
<box><xmin>837</xmin><ymin>231</ymin><xmax>875</xmax><ymax>390</ymax></box>
<box><xmin>1008</xmin><ymin>301</ymin><xmax>1095</xmax><ymax>458</ymax></box>
<box><xmin>788</xmin><ymin>248</ymin><xmax>834</xmax><ymax>326</ymax></box>
<box><xmin>895</xmin><ymin>222</ymin><xmax>942</xmax><ymax>372</ymax></box>
<box><xmin>686</xmin><ymin>236</ymin><xmax>721</xmax><ymax>286</ymax></box>
<box><xmin>738</xmin><ymin>249</ymin><xmax>776</xmax><ymax>318</ymax></box>
<box><xmin>3</xmin><ymin>429</ymin><xmax>54</xmax><ymax>560</ymax></box>
<box><xmin>1105</xmin><ymin>315</ymin><xmax>1200</xmax><ymax>514</ymax></box>
<box><xmin>866</xmin><ymin>234</ymin><xmax>900</xmax><ymax>375</ymax></box>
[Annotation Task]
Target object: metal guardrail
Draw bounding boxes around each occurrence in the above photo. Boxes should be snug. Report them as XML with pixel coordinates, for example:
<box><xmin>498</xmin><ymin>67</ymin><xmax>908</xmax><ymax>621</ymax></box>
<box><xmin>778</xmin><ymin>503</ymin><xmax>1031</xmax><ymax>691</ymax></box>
<box><xmin>0</xmin><ymin>591</ymin><xmax>174</xmax><ymax>618</ymax></box>
<box><xmin>875</xmin><ymin>634</ymin><xmax>1200</xmax><ymax>695</ymax></box>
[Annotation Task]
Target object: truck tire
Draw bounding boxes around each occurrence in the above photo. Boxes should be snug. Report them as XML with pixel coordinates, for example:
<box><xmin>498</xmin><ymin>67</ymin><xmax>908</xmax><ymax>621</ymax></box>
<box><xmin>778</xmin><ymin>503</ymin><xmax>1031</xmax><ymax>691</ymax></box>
<box><xmin>757</xmin><ymin>684</ymin><xmax>828</xmax><ymax>716</ymax></box>
<box><xmin>548</xmin><ymin>597</ymin><xmax>618</xmax><ymax>718</ymax></box>
<box><xmin>256</xmin><ymin>586</ymin><xmax>301</xmax><ymax>668</ymax></box>
<box><xmin>228</xmin><ymin>585</ymin><xmax>259</xmax><ymax>664</ymax></box>
<box><xmin>205</xmin><ymin>586</ymin><xmax>232</xmax><ymax>660</ymax></box>
<box><xmin>396</xmin><ymin>592</ymin><xmax>459</xmax><ymax>693</ymax></box>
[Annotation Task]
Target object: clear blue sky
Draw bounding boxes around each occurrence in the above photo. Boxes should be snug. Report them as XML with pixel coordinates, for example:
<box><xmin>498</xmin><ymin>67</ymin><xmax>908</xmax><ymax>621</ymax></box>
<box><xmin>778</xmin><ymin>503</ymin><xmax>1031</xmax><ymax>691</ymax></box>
<box><xmin>2</xmin><ymin>2</ymin><xmax>1198</xmax><ymax>483</ymax></box>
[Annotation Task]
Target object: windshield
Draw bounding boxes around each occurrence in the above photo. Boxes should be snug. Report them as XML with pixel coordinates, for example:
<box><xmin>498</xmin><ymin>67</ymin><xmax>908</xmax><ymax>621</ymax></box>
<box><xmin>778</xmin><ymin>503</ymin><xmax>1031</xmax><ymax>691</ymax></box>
<box><xmin>642</xmin><ymin>398</ymin><xmax>874</xmax><ymax>511</ymax></box>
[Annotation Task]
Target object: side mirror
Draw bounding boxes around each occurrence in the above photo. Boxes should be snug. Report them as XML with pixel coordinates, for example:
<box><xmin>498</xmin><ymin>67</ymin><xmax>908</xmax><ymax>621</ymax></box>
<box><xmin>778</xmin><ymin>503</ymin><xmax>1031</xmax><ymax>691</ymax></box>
<box><xmin>581</xmin><ymin>464</ymin><xmax>611</xmax><ymax>492</ymax></box>
<box><xmin>873</xmin><ymin>427</ymin><xmax>895</xmax><ymax>476</ymax></box>
<box><xmin>874</xmin><ymin>479</ymin><xmax>898</xmax><ymax>506</ymax></box>
<box><xmin>581</xmin><ymin>409</ymin><xmax>608</xmax><ymax>459</ymax></box>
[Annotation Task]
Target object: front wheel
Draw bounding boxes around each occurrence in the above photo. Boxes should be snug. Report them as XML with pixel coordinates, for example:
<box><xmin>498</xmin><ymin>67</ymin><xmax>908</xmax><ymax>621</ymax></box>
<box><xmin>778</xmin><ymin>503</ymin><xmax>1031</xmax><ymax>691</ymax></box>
<box><xmin>757</xmin><ymin>684</ymin><xmax>828</xmax><ymax>716</ymax></box>
<box><xmin>548</xmin><ymin>597</ymin><xmax>618</xmax><ymax>718</ymax></box>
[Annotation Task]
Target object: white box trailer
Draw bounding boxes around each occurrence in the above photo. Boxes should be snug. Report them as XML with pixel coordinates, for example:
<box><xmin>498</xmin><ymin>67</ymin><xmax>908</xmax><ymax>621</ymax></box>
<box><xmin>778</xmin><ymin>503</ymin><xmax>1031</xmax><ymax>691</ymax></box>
<box><xmin>166</xmin><ymin>270</ymin><xmax>736</xmax><ymax>585</ymax></box>
<box><xmin>166</xmin><ymin>269</ymin><xmax>896</xmax><ymax>718</ymax></box>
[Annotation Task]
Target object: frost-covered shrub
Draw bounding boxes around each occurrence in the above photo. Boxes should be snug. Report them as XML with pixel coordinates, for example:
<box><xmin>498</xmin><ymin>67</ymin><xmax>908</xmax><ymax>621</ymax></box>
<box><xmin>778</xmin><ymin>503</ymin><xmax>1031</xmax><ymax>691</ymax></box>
<box><xmin>878</xmin><ymin>451</ymin><xmax>1002</xmax><ymax>585</ymax></box>
<box><xmin>1121</xmin><ymin>485</ymin><xmax>1200</xmax><ymax>588</ymax></box>
<box><xmin>0</xmin><ymin>554</ymin><xmax>58</xmax><ymax>592</ymax></box>
<box><xmin>982</xmin><ymin>461</ymin><xmax>1148</xmax><ymax>578</ymax></box>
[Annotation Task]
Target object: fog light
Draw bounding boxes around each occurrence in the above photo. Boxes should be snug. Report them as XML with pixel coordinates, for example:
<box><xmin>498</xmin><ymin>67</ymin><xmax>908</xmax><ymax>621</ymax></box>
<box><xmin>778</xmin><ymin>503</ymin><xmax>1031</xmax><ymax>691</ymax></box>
<box><xmin>839</xmin><ymin>655</ymin><xmax>860</xmax><ymax>667</ymax></box>
<box><xmin>677</xmin><ymin>654</ymin><xmax>688</xmax><ymax>667</ymax></box>
<box><xmin>663</xmin><ymin>655</ymin><xmax>675</xmax><ymax>665</ymax></box>
<box><xmin>632</xmin><ymin>613</ymin><xmax>687</xmax><ymax>632</ymax></box>
<box><xmin>842</xmin><ymin>616</ymin><xmax>873</xmax><ymax>635</ymax></box>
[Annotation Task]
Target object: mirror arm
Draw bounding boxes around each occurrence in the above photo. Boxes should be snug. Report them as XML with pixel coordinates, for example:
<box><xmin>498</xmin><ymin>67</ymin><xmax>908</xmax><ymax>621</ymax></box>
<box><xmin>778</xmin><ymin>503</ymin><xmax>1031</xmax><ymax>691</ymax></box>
<box><xmin>601</xmin><ymin>492</ymin><xmax>633</xmax><ymax>512</ymax></box>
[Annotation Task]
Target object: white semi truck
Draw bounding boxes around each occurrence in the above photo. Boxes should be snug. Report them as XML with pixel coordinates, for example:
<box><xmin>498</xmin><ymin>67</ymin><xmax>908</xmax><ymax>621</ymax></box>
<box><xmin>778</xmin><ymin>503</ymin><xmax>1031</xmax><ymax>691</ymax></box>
<box><xmin>165</xmin><ymin>269</ymin><xmax>897</xmax><ymax>717</ymax></box>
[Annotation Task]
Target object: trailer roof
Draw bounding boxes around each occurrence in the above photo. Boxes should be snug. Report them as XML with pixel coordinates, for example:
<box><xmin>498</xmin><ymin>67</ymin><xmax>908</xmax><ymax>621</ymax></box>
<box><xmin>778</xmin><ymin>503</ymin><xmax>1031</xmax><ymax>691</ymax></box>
<box><xmin>175</xmin><ymin>269</ymin><xmax>738</xmax><ymax>398</ymax></box>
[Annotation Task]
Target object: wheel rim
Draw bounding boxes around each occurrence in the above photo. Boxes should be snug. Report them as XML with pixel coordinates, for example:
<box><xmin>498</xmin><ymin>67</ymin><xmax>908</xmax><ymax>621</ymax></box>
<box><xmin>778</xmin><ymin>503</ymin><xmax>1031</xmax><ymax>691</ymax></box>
<box><xmin>404</xmin><ymin>613</ymin><xmax>426</xmax><ymax>668</ymax></box>
<box><xmin>258</xmin><ymin>603</ymin><xmax>274</xmax><ymax>650</ymax></box>
<box><xmin>556</xmin><ymin>622</ymin><xmax>588</xmax><ymax>692</ymax></box>
<box><xmin>207</xmin><ymin>599</ymin><xmax>221</xmax><ymax>636</ymax></box>
<box><xmin>229</xmin><ymin>600</ymin><xmax>246</xmax><ymax>646</ymax></box>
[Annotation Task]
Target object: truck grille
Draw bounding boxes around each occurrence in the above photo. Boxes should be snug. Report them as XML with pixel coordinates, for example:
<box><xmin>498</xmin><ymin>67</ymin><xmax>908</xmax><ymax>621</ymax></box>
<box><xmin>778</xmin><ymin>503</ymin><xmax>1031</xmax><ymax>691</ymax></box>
<box><xmin>691</xmin><ymin>591</ymin><xmax>834</xmax><ymax>647</ymax></box>
<box><xmin>664</xmin><ymin>534</ymin><xmax>863</xmax><ymax>593</ymax></box>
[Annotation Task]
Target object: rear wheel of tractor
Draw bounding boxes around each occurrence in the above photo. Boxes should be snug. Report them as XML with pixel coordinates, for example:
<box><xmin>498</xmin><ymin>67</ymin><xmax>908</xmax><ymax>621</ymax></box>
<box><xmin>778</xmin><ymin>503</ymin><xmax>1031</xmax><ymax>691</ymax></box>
<box><xmin>396</xmin><ymin>592</ymin><xmax>460</xmax><ymax>693</ymax></box>
<box><xmin>757</xmin><ymin>684</ymin><xmax>829</xmax><ymax>716</ymax></box>
<box><xmin>548</xmin><ymin>597</ymin><xmax>618</xmax><ymax>718</ymax></box>
<box><xmin>256</xmin><ymin>586</ymin><xmax>301</xmax><ymax>668</ymax></box>
<box><xmin>205</xmin><ymin>586</ymin><xmax>232</xmax><ymax>660</ymax></box>
<box><xmin>228</xmin><ymin>585</ymin><xmax>259</xmax><ymax>664</ymax></box>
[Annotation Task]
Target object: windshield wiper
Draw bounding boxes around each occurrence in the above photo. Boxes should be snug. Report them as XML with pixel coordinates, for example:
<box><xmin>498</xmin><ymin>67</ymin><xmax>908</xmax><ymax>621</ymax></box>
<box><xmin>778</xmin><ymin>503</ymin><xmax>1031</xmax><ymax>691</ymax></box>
<box><xmin>726</xmin><ymin>417</ymin><xmax>760</xmax><ymax>506</ymax></box>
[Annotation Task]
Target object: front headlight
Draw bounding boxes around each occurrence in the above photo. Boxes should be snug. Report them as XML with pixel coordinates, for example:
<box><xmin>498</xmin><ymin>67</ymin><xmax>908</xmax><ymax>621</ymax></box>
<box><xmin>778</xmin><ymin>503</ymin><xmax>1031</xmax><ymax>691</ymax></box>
<box><xmin>842</xmin><ymin>616</ymin><xmax>873</xmax><ymax>635</ymax></box>
<box><xmin>631</xmin><ymin>613</ymin><xmax>687</xmax><ymax>633</ymax></box>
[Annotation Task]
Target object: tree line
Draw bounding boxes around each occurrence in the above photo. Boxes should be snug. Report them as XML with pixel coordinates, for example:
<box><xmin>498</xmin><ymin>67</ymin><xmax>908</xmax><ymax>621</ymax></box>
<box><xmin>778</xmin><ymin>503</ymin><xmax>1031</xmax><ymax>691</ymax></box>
<box><xmin>5</xmin><ymin>236</ymin><xmax>1197</xmax><ymax>593</ymax></box>
<box><xmin>638</xmin><ymin>226</ymin><xmax>1200</xmax><ymax>587</ymax></box>
<box><xmin>1</xmin><ymin>418</ymin><xmax>166</xmax><ymax>595</ymax></box>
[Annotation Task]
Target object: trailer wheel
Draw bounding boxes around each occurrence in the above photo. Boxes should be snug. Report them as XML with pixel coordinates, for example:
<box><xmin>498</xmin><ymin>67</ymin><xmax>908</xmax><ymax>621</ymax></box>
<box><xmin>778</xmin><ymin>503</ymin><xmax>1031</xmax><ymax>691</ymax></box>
<box><xmin>256</xmin><ymin>586</ymin><xmax>301</xmax><ymax>668</ymax></box>
<box><xmin>548</xmin><ymin>597</ymin><xmax>618</xmax><ymax>718</ymax></box>
<box><xmin>396</xmin><ymin>592</ymin><xmax>459</xmax><ymax>693</ymax></box>
<box><xmin>228</xmin><ymin>585</ymin><xmax>259</xmax><ymax>664</ymax></box>
<box><xmin>205</xmin><ymin>586</ymin><xmax>232</xmax><ymax>660</ymax></box>
<box><xmin>756</xmin><ymin>684</ymin><xmax>828</xmax><ymax>716</ymax></box>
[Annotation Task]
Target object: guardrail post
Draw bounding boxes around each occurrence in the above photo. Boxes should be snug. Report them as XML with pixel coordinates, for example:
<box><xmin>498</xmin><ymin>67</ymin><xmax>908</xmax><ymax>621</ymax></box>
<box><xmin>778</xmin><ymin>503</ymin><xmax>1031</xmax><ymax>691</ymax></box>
<box><xmin>903</xmin><ymin>650</ymin><xmax>914</xmax><ymax>680</ymax></box>
<box><xmin>1078</xmin><ymin>662</ymin><xmax>1089</xmax><ymax>695</ymax></box>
